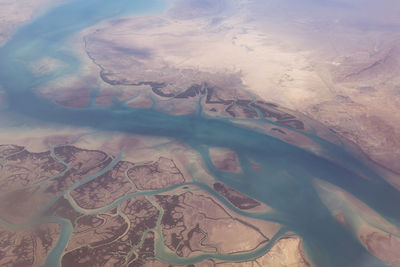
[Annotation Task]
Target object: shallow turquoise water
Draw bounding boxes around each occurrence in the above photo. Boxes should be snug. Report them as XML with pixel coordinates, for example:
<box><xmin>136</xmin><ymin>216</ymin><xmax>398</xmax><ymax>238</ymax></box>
<box><xmin>41</xmin><ymin>217</ymin><xmax>73</xmax><ymax>267</ymax></box>
<box><xmin>0</xmin><ymin>1</ymin><xmax>399</xmax><ymax>266</ymax></box>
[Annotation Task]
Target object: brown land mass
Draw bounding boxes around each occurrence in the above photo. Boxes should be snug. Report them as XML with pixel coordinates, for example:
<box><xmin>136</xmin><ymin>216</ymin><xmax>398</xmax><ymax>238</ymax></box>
<box><xmin>359</xmin><ymin>224</ymin><xmax>400</xmax><ymax>266</ymax></box>
<box><xmin>0</xmin><ymin>223</ymin><xmax>60</xmax><ymax>267</ymax></box>
<box><xmin>127</xmin><ymin>157</ymin><xmax>186</xmax><ymax>190</ymax></box>
<box><xmin>154</xmin><ymin>189</ymin><xmax>278</xmax><ymax>257</ymax></box>
<box><xmin>213</xmin><ymin>182</ymin><xmax>272</xmax><ymax>213</ymax></box>
<box><xmin>70</xmin><ymin>160</ymin><xmax>135</xmax><ymax>210</ymax></box>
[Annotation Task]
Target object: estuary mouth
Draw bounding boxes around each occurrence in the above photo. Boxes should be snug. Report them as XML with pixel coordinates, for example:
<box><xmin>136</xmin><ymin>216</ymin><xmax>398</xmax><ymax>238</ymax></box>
<box><xmin>0</xmin><ymin>0</ymin><xmax>399</xmax><ymax>267</ymax></box>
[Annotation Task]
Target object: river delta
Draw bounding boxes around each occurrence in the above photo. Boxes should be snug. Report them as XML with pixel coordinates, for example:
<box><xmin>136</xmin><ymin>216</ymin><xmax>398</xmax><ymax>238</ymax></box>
<box><xmin>0</xmin><ymin>0</ymin><xmax>399</xmax><ymax>267</ymax></box>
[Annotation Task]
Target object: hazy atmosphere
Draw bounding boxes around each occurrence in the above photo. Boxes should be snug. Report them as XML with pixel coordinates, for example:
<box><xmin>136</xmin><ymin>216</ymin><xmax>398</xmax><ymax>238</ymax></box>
<box><xmin>0</xmin><ymin>0</ymin><xmax>399</xmax><ymax>266</ymax></box>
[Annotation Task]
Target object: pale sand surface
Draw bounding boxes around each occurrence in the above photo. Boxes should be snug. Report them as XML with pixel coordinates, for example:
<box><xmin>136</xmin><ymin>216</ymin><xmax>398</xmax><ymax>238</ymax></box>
<box><xmin>313</xmin><ymin>178</ymin><xmax>400</xmax><ymax>266</ymax></box>
<box><xmin>0</xmin><ymin>0</ymin><xmax>65</xmax><ymax>45</ymax></box>
<box><xmin>74</xmin><ymin>0</ymin><xmax>400</xmax><ymax>175</ymax></box>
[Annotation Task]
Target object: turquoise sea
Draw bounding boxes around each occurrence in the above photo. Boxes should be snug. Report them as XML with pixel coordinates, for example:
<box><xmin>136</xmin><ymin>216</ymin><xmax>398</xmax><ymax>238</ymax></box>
<box><xmin>0</xmin><ymin>0</ymin><xmax>399</xmax><ymax>266</ymax></box>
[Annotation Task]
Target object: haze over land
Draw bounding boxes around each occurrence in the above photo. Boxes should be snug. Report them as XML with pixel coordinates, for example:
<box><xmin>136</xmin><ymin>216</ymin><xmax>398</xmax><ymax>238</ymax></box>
<box><xmin>0</xmin><ymin>0</ymin><xmax>399</xmax><ymax>267</ymax></box>
<box><xmin>179</xmin><ymin>0</ymin><xmax>400</xmax><ymax>174</ymax></box>
<box><xmin>67</xmin><ymin>0</ymin><xmax>400</xmax><ymax>174</ymax></box>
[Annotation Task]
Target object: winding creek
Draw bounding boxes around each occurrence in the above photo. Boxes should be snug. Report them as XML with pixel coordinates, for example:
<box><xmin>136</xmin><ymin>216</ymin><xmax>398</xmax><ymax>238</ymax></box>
<box><xmin>0</xmin><ymin>0</ymin><xmax>399</xmax><ymax>266</ymax></box>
